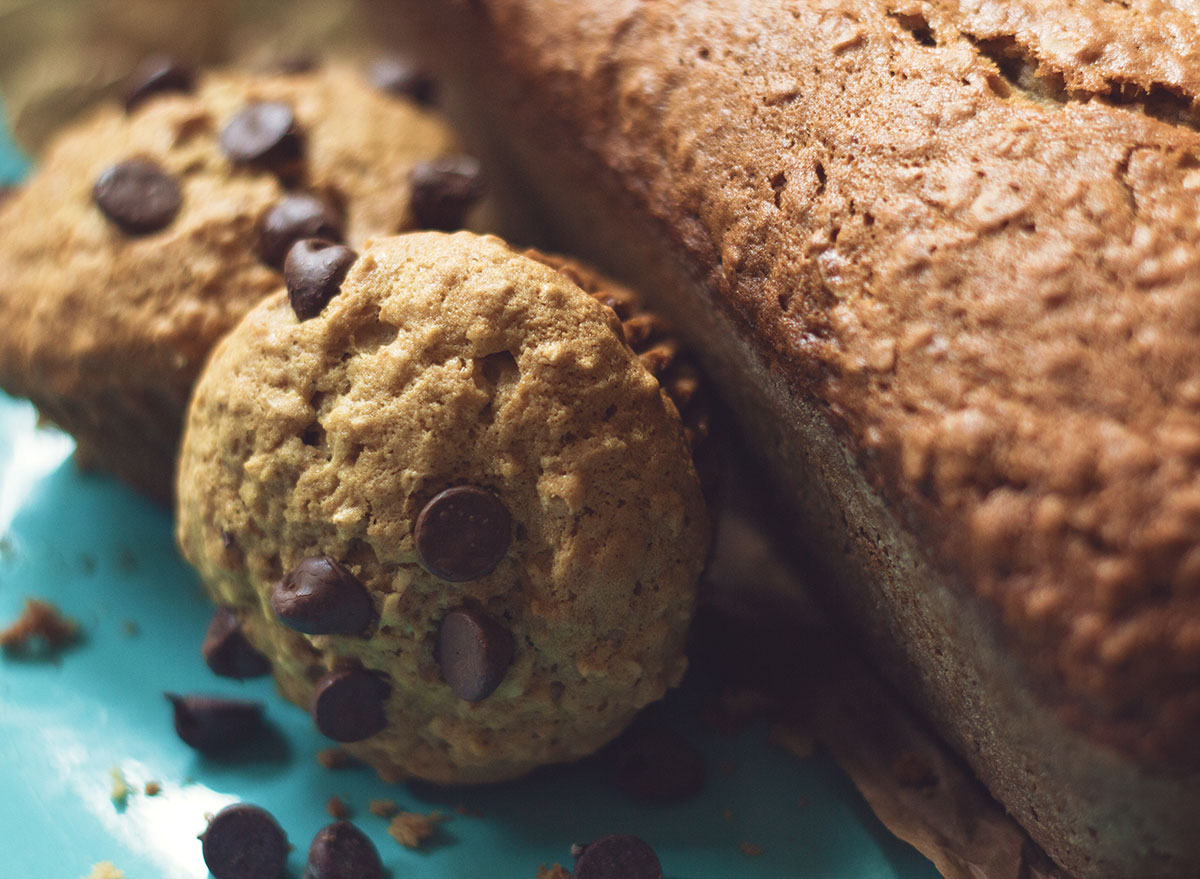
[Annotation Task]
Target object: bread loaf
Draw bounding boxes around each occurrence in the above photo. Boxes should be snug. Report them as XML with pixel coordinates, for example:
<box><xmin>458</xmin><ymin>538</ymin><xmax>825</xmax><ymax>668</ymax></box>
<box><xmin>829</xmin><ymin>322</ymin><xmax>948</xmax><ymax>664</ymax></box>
<box><xmin>381</xmin><ymin>1</ymin><xmax>1200</xmax><ymax>876</ymax></box>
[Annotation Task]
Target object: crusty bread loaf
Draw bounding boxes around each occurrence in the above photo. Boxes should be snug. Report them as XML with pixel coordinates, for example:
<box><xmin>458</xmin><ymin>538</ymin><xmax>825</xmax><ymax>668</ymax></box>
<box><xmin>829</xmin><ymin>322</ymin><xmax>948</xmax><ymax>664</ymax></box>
<box><xmin>379</xmin><ymin>1</ymin><xmax>1200</xmax><ymax>876</ymax></box>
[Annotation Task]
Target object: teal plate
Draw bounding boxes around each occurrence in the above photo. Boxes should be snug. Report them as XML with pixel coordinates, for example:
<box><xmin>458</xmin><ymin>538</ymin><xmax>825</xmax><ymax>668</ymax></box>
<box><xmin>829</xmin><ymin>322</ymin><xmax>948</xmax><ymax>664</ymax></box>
<box><xmin>0</xmin><ymin>118</ymin><xmax>938</xmax><ymax>879</ymax></box>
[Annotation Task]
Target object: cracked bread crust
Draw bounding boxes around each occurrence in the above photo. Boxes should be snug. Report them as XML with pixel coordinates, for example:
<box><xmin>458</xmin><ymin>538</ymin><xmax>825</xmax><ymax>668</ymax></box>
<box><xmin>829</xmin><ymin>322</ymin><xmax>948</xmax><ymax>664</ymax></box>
<box><xmin>377</xmin><ymin>0</ymin><xmax>1200</xmax><ymax>874</ymax></box>
<box><xmin>400</xmin><ymin>0</ymin><xmax>1200</xmax><ymax>767</ymax></box>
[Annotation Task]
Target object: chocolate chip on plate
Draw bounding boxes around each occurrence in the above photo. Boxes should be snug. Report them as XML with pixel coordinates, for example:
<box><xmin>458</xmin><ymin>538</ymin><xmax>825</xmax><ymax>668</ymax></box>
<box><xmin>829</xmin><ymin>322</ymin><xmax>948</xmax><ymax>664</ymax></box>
<box><xmin>414</xmin><ymin>485</ymin><xmax>511</xmax><ymax>581</ymax></box>
<box><xmin>311</xmin><ymin>667</ymin><xmax>389</xmax><ymax>742</ymax></box>
<box><xmin>304</xmin><ymin>821</ymin><xmax>384</xmax><ymax>879</ymax></box>
<box><xmin>436</xmin><ymin>608</ymin><xmax>514</xmax><ymax>702</ymax></box>
<box><xmin>271</xmin><ymin>556</ymin><xmax>374</xmax><ymax>635</ymax></box>
<box><xmin>367</xmin><ymin>55</ymin><xmax>436</xmax><ymax>105</ymax></box>
<box><xmin>166</xmin><ymin>693</ymin><xmax>263</xmax><ymax>754</ymax></box>
<box><xmin>408</xmin><ymin>156</ymin><xmax>485</xmax><ymax>231</ymax></box>
<box><xmin>200</xmin><ymin>803</ymin><xmax>289</xmax><ymax>879</ymax></box>
<box><xmin>92</xmin><ymin>159</ymin><xmax>181</xmax><ymax>235</ymax></box>
<box><xmin>219</xmin><ymin>101</ymin><xmax>303</xmax><ymax>170</ymax></box>
<box><xmin>258</xmin><ymin>193</ymin><xmax>344</xmax><ymax>269</ymax></box>
<box><xmin>611</xmin><ymin>727</ymin><xmax>707</xmax><ymax>803</ymax></box>
<box><xmin>203</xmin><ymin>608</ymin><xmax>271</xmax><ymax>679</ymax></box>
<box><xmin>284</xmin><ymin>239</ymin><xmax>358</xmax><ymax>320</ymax></box>
<box><xmin>124</xmin><ymin>55</ymin><xmax>195</xmax><ymax>112</ymax></box>
<box><xmin>573</xmin><ymin>835</ymin><xmax>663</xmax><ymax>879</ymax></box>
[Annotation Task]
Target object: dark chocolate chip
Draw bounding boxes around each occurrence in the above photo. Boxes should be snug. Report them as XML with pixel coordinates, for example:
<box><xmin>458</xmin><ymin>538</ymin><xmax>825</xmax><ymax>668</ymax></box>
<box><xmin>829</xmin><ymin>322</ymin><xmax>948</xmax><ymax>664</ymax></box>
<box><xmin>200</xmin><ymin>803</ymin><xmax>289</xmax><ymax>879</ymax></box>
<box><xmin>271</xmin><ymin>556</ymin><xmax>374</xmax><ymax>636</ymax></box>
<box><xmin>258</xmin><ymin>193</ymin><xmax>343</xmax><ymax>270</ymax></box>
<box><xmin>435</xmin><ymin>608</ymin><xmax>513</xmax><ymax>702</ymax></box>
<box><xmin>124</xmin><ymin>55</ymin><xmax>195</xmax><ymax>112</ymax></box>
<box><xmin>408</xmin><ymin>156</ymin><xmax>485</xmax><ymax>231</ymax></box>
<box><xmin>166</xmin><ymin>693</ymin><xmax>263</xmax><ymax>754</ymax></box>
<box><xmin>573</xmin><ymin>835</ymin><xmax>663</xmax><ymax>879</ymax></box>
<box><xmin>92</xmin><ymin>159</ymin><xmax>181</xmax><ymax>234</ymax></box>
<box><xmin>611</xmin><ymin>727</ymin><xmax>707</xmax><ymax>803</ymax></box>
<box><xmin>414</xmin><ymin>485</ymin><xmax>511</xmax><ymax>581</ymax></box>
<box><xmin>311</xmin><ymin>667</ymin><xmax>389</xmax><ymax>742</ymax></box>
<box><xmin>219</xmin><ymin>101</ymin><xmax>303</xmax><ymax>170</ymax></box>
<box><xmin>367</xmin><ymin>55</ymin><xmax>436</xmax><ymax>105</ymax></box>
<box><xmin>304</xmin><ymin>821</ymin><xmax>384</xmax><ymax>879</ymax></box>
<box><xmin>202</xmin><ymin>608</ymin><xmax>271</xmax><ymax>679</ymax></box>
<box><xmin>284</xmin><ymin>239</ymin><xmax>357</xmax><ymax>320</ymax></box>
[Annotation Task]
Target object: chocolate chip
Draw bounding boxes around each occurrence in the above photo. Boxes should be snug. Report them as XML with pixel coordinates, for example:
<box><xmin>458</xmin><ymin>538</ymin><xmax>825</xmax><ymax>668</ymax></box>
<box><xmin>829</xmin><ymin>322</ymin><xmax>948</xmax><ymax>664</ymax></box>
<box><xmin>611</xmin><ymin>727</ymin><xmax>707</xmax><ymax>803</ymax></box>
<box><xmin>368</xmin><ymin>55</ymin><xmax>436</xmax><ymax>105</ymax></box>
<box><xmin>203</xmin><ymin>608</ymin><xmax>271</xmax><ymax>679</ymax></box>
<box><xmin>304</xmin><ymin>821</ymin><xmax>384</xmax><ymax>879</ymax></box>
<box><xmin>436</xmin><ymin>609</ymin><xmax>513</xmax><ymax>702</ymax></box>
<box><xmin>311</xmin><ymin>667</ymin><xmax>388</xmax><ymax>742</ymax></box>
<box><xmin>92</xmin><ymin>159</ymin><xmax>181</xmax><ymax>234</ymax></box>
<box><xmin>271</xmin><ymin>556</ymin><xmax>374</xmax><ymax>635</ymax></box>
<box><xmin>166</xmin><ymin>693</ymin><xmax>263</xmax><ymax>754</ymax></box>
<box><xmin>408</xmin><ymin>156</ymin><xmax>485</xmax><ymax>231</ymax></box>
<box><xmin>258</xmin><ymin>194</ymin><xmax>343</xmax><ymax>269</ymax></box>
<box><xmin>124</xmin><ymin>55</ymin><xmax>195</xmax><ymax>112</ymax></box>
<box><xmin>284</xmin><ymin>239</ymin><xmax>357</xmax><ymax>320</ymax></box>
<box><xmin>574</xmin><ymin>835</ymin><xmax>663</xmax><ymax>879</ymax></box>
<box><xmin>200</xmin><ymin>803</ymin><xmax>288</xmax><ymax>879</ymax></box>
<box><xmin>220</xmin><ymin>102</ymin><xmax>303</xmax><ymax>171</ymax></box>
<box><xmin>414</xmin><ymin>485</ymin><xmax>511</xmax><ymax>581</ymax></box>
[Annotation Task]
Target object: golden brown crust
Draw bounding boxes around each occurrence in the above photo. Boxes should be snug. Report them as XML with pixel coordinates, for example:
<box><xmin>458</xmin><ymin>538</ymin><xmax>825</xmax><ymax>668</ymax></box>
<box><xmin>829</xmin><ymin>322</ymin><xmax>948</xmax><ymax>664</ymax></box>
<box><xmin>0</xmin><ymin>64</ymin><xmax>478</xmax><ymax>501</ymax></box>
<box><xmin>397</xmin><ymin>0</ymin><xmax>1200</xmax><ymax>769</ymax></box>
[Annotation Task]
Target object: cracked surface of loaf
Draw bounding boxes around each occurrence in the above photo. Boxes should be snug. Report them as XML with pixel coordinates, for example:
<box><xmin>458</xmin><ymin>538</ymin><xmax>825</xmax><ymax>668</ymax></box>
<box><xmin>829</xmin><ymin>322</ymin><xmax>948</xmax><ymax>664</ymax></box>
<box><xmin>381</xmin><ymin>1</ymin><xmax>1200</xmax><ymax>875</ymax></box>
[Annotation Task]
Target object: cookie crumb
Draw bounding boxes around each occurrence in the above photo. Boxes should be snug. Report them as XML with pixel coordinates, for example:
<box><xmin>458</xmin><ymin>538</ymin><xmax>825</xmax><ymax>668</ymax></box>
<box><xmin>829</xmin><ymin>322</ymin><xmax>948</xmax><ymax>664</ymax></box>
<box><xmin>84</xmin><ymin>863</ymin><xmax>124</xmax><ymax>879</ymax></box>
<box><xmin>1</xmin><ymin>598</ymin><xmax>79</xmax><ymax>655</ymax></box>
<box><xmin>122</xmin><ymin>620</ymin><xmax>140</xmax><ymax>637</ymax></box>
<box><xmin>109</xmin><ymin>768</ymin><xmax>130</xmax><ymax>809</ymax></box>
<box><xmin>368</xmin><ymin>798</ymin><xmax>398</xmax><ymax>818</ymax></box>
<box><xmin>387</xmin><ymin>810</ymin><xmax>443</xmax><ymax>849</ymax></box>
<box><xmin>326</xmin><ymin>795</ymin><xmax>350</xmax><ymax>819</ymax></box>
<box><xmin>316</xmin><ymin>747</ymin><xmax>357</xmax><ymax>769</ymax></box>
<box><xmin>740</xmin><ymin>842</ymin><xmax>763</xmax><ymax>857</ymax></box>
<box><xmin>536</xmin><ymin>864</ymin><xmax>570</xmax><ymax>879</ymax></box>
<box><xmin>454</xmin><ymin>803</ymin><xmax>482</xmax><ymax>817</ymax></box>
<box><xmin>143</xmin><ymin>781</ymin><xmax>161</xmax><ymax>797</ymax></box>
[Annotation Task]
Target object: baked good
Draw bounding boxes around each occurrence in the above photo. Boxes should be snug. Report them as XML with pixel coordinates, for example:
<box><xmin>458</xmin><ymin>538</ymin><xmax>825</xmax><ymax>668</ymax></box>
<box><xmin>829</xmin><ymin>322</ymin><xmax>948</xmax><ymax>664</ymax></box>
<box><xmin>379</xmin><ymin>2</ymin><xmax>1200</xmax><ymax>875</ymax></box>
<box><xmin>176</xmin><ymin>231</ymin><xmax>709</xmax><ymax>784</ymax></box>
<box><xmin>0</xmin><ymin>60</ymin><xmax>489</xmax><ymax>502</ymax></box>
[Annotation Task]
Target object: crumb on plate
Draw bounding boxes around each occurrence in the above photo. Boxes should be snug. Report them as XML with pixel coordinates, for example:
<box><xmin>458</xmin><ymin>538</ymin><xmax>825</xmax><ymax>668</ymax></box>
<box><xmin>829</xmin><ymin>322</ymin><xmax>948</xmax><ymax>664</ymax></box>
<box><xmin>387</xmin><ymin>810</ymin><xmax>443</xmax><ymax>849</ymax></box>
<box><xmin>1</xmin><ymin>598</ymin><xmax>78</xmax><ymax>655</ymax></box>
<box><xmin>536</xmin><ymin>864</ymin><xmax>570</xmax><ymax>879</ymax></box>
<box><xmin>326</xmin><ymin>795</ymin><xmax>350</xmax><ymax>819</ymax></box>
<box><xmin>369</xmin><ymin>798</ymin><xmax>398</xmax><ymax>818</ymax></box>
<box><xmin>84</xmin><ymin>862</ymin><xmax>124</xmax><ymax>879</ymax></box>
<box><xmin>109</xmin><ymin>767</ymin><xmax>130</xmax><ymax>809</ymax></box>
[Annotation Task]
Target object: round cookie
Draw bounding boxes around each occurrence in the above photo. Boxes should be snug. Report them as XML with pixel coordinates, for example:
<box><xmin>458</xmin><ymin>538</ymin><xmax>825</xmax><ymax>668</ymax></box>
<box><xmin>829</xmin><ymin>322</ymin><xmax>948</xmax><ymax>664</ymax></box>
<box><xmin>176</xmin><ymin>231</ymin><xmax>710</xmax><ymax>784</ymax></box>
<box><xmin>0</xmin><ymin>61</ymin><xmax>490</xmax><ymax>501</ymax></box>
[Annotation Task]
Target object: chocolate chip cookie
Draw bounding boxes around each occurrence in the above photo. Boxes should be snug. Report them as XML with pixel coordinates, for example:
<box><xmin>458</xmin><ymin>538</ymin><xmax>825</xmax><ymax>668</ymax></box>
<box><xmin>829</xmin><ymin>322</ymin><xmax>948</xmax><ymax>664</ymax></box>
<box><xmin>0</xmin><ymin>60</ymin><xmax>490</xmax><ymax>501</ymax></box>
<box><xmin>176</xmin><ymin>231</ymin><xmax>709</xmax><ymax>784</ymax></box>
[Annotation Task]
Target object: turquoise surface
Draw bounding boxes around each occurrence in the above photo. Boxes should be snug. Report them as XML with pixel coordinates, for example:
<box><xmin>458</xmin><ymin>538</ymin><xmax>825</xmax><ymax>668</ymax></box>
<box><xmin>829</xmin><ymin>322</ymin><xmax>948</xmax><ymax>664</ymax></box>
<box><xmin>0</xmin><ymin>121</ymin><xmax>939</xmax><ymax>879</ymax></box>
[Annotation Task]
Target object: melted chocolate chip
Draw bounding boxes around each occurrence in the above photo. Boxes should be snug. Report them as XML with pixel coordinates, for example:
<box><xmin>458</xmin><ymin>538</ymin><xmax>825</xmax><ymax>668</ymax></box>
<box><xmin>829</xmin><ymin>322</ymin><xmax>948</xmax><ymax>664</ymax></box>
<box><xmin>573</xmin><ymin>835</ymin><xmax>663</xmax><ymax>879</ymax></box>
<box><xmin>92</xmin><ymin>159</ymin><xmax>181</xmax><ymax>234</ymax></box>
<box><xmin>304</xmin><ymin>821</ymin><xmax>384</xmax><ymax>879</ymax></box>
<box><xmin>284</xmin><ymin>239</ymin><xmax>358</xmax><ymax>320</ymax></box>
<box><xmin>258</xmin><ymin>194</ymin><xmax>343</xmax><ymax>269</ymax></box>
<box><xmin>203</xmin><ymin>608</ymin><xmax>271</xmax><ymax>679</ymax></box>
<box><xmin>124</xmin><ymin>55</ymin><xmax>195</xmax><ymax>112</ymax></box>
<box><xmin>167</xmin><ymin>693</ymin><xmax>263</xmax><ymax>754</ymax></box>
<box><xmin>436</xmin><ymin>609</ymin><xmax>513</xmax><ymax>702</ymax></box>
<box><xmin>200</xmin><ymin>803</ymin><xmax>289</xmax><ymax>879</ymax></box>
<box><xmin>220</xmin><ymin>102</ymin><xmax>303</xmax><ymax>171</ymax></box>
<box><xmin>611</xmin><ymin>727</ymin><xmax>707</xmax><ymax>803</ymax></box>
<box><xmin>367</xmin><ymin>55</ymin><xmax>436</xmax><ymax>105</ymax></box>
<box><xmin>271</xmin><ymin>556</ymin><xmax>374</xmax><ymax>635</ymax></box>
<box><xmin>311</xmin><ymin>667</ymin><xmax>388</xmax><ymax>742</ymax></box>
<box><xmin>414</xmin><ymin>485</ymin><xmax>511</xmax><ymax>581</ymax></box>
<box><xmin>408</xmin><ymin>156</ymin><xmax>485</xmax><ymax>231</ymax></box>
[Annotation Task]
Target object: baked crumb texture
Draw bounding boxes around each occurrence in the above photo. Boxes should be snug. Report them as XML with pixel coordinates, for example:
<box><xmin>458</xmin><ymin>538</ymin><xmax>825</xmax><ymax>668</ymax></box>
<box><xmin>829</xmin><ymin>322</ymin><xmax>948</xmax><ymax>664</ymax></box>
<box><xmin>0</xmin><ymin>598</ymin><xmax>78</xmax><ymax>655</ymax></box>
<box><xmin>83</xmin><ymin>863</ymin><xmax>124</xmax><ymax>879</ymax></box>
<box><xmin>387</xmin><ymin>810</ymin><xmax>443</xmax><ymax>849</ymax></box>
<box><xmin>536</xmin><ymin>864</ymin><xmax>570</xmax><ymax>879</ymax></box>
<box><xmin>415</xmin><ymin>0</ymin><xmax>1200</xmax><ymax>765</ymax></box>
